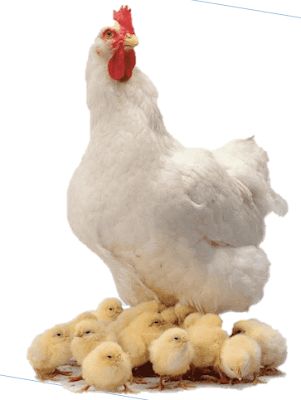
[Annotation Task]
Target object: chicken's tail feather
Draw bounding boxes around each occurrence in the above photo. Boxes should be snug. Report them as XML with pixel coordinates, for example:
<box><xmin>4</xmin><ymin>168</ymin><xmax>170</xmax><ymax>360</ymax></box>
<box><xmin>268</xmin><ymin>189</ymin><xmax>288</xmax><ymax>216</ymax></box>
<box><xmin>214</xmin><ymin>137</ymin><xmax>288</xmax><ymax>217</ymax></box>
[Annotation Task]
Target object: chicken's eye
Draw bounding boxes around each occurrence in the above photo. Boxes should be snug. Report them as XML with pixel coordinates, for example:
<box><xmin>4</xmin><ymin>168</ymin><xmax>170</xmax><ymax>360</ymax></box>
<box><xmin>107</xmin><ymin>355</ymin><xmax>112</xmax><ymax>359</ymax></box>
<box><xmin>85</xmin><ymin>330</ymin><xmax>91</xmax><ymax>335</ymax></box>
<box><xmin>104</xmin><ymin>30</ymin><xmax>114</xmax><ymax>39</ymax></box>
<box><xmin>174</xmin><ymin>337</ymin><xmax>179</xmax><ymax>341</ymax></box>
<box><xmin>108</xmin><ymin>307</ymin><xmax>113</xmax><ymax>311</ymax></box>
<box><xmin>55</xmin><ymin>332</ymin><xmax>62</xmax><ymax>337</ymax></box>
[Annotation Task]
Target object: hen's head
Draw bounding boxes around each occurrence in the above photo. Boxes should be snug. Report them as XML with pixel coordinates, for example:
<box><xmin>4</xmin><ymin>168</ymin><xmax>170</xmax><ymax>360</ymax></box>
<box><xmin>94</xmin><ymin>6</ymin><xmax>138</xmax><ymax>82</ymax></box>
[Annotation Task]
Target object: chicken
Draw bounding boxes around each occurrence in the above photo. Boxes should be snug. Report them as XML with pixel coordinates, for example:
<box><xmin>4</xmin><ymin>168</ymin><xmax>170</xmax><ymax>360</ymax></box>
<box><xmin>71</xmin><ymin>319</ymin><xmax>114</xmax><ymax>365</ymax></box>
<box><xmin>220</xmin><ymin>334</ymin><xmax>261</xmax><ymax>382</ymax></box>
<box><xmin>232</xmin><ymin>319</ymin><xmax>287</xmax><ymax>371</ymax></box>
<box><xmin>27</xmin><ymin>324</ymin><xmax>72</xmax><ymax>380</ymax></box>
<box><xmin>185</xmin><ymin>314</ymin><xmax>228</xmax><ymax>377</ymax></box>
<box><xmin>94</xmin><ymin>297</ymin><xmax>123</xmax><ymax>322</ymax></box>
<box><xmin>67</xmin><ymin>5</ymin><xmax>287</xmax><ymax>314</ymax></box>
<box><xmin>149</xmin><ymin>328</ymin><xmax>194</xmax><ymax>390</ymax></box>
<box><xmin>82</xmin><ymin>341</ymin><xmax>132</xmax><ymax>392</ymax></box>
<box><xmin>117</xmin><ymin>311</ymin><xmax>166</xmax><ymax>368</ymax></box>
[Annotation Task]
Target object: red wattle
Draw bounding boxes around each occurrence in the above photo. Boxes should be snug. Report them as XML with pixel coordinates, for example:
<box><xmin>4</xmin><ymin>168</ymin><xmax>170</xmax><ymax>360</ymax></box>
<box><xmin>124</xmin><ymin>50</ymin><xmax>136</xmax><ymax>80</ymax></box>
<box><xmin>108</xmin><ymin>47</ymin><xmax>136</xmax><ymax>82</ymax></box>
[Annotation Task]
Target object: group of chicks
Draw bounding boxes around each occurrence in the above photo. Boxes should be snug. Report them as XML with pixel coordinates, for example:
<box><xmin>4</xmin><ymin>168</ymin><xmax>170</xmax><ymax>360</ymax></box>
<box><xmin>27</xmin><ymin>298</ymin><xmax>287</xmax><ymax>392</ymax></box>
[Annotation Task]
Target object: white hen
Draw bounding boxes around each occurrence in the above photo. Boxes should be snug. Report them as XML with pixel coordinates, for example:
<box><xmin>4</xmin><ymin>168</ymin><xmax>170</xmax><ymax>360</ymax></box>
<box><xmin>68</xmin><ymin>6</ymin><xmax>287</xmax><ymax>313</ymax></box>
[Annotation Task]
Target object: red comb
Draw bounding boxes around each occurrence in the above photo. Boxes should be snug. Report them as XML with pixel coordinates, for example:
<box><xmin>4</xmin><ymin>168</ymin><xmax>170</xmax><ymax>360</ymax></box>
<box><xmin>113</xmin><ymin>5</ymin><xmax>135</xmax><ymax>34</ymax></box>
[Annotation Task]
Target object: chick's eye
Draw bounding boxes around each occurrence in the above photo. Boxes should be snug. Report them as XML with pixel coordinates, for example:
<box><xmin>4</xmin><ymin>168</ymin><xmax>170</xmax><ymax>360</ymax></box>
<box><xmin>108</xmin><ymin>307</ymin><xmax>113</xmax><ymax>311</ymax></box>
<box><xmin>107</xmin><ymin>355</ymin><xmax>112</xmax><ymax>359</ymax></box>
<box><xmin>56</xmin><ymin>332</ymin><xmax>62</xmax><ymax>337</ymax></box>
<box><xmin>174</xmin><ymin>337</ymin><xmax>179</xmax><ymax>341</ymax></box>
<box><xmin>85</xmin><ymin>330</ymin><xmax>91</xmax><ymax>335</ymax></box>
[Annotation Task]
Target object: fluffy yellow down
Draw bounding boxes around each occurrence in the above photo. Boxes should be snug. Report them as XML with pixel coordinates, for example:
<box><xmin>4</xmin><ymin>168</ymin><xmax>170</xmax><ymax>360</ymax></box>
<box><xmin>82</xmin><ymin>341</ymin><xmax>132</xmax><ymax>391</ymax></box>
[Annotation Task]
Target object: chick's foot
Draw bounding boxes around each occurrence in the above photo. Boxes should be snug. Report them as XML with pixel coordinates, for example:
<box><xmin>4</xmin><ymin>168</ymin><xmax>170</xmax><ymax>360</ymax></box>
<box><xmin>260</xmin><ymin>367</ymin><xmax>282</xmax><ymax>376</ymax></box>
<box><xmin>122</xmin><ymin>384</ymin><xmax>136</xmax><ymax>394</ymax></box>
<box><xmin>149</xmin><ymin>376</ymin><xmax>166</xmax><ymax>390</ymax></box>
<box><xmin>69</xmin><ymin>375</ymin><xmax>83</xmax><ymax>382</ymax></box>
<box><xmin>177</xmin><ymin>378</ymin><xmax>196</xmax><ymax>390</ymax></box>
<box><xmin>79</xmin><ymin>384</ymin><xmax>90</xmax><ymax>392</ymax></box>
<box><xmin>50</xmin><ymin>368</ymin><xmax>72</xmax><ymax>378</ymax></box>
<box><xmin>133</xmin><ymin>377</ymin><xmax>148</xmax><ymax>384</ymax></box>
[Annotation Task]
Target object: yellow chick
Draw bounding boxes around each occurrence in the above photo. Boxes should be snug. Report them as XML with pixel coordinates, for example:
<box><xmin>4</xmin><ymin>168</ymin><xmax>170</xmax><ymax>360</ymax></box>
<box><xmin>109</xmin><ymin>300</ymin><xmax>162</xmax><ymax>335</ymax></box>
<box><xmin>27</xmin><ymin>324</ymin><xmax>72</xmax><ymax>380</ymax></box>
<box><xmin>94</xmin><ymin>297</ymin><xmax>123</xmax><ymax>322</ymax></box>
<box><xmin>232</xmin><ymin>319</ymin><xmax>287</xmax><ymax>371</ymax></box>
<box><xmin>220</xmin><ymin>334</ymin><xmax>261</xmax><ymax>382</ymax></box>
<box><xmin>160</xmin><ymin>306</ymin><xmax>178</xmax><ymax>325</ymax></box>
<box><xmin>82</xmin><ymin>341</ymin><xmax>132</xmax><ymax>392</ymax></box>
<box><xmin>118</xmin><ymin>312</ymin><xmax>167</xmax><ymax>368</ymax></box>
<box><xmin>174</xmin><ymin>303</ymin><xmax>196</xmax><ymax>325</ymax></box>
<box><xmin>68</xmin><ymin>311</ymin><xmax>98</xmax><ymax>335</ymax></box>
<box><xmin>71</xmin><ymin>319</ymin><xmax>114</xmax><ymax>366</ymax></box>
<box><xmin>183</xmin><ymin>312</ymin><xmax>222</xmax><ymax>330</ymax></box>
<box><xmin>185</xmin><ymin>314</ymin><xmax>228</xmax><ymax>376</ymax></box>
<box><xmin>149</xmin><ymin>328</ymin><xmax>194</xmax><ymax>390</ymax></box>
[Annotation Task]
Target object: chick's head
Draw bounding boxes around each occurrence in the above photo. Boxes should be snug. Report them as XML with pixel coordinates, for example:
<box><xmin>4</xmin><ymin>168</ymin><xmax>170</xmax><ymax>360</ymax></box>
<box><xmin>199</xmin><ymin>313</ymin><xmax>222</xmax><ymax>327</ymax></box>
<box><xmin>131</xmin><ymin>312</ymin><xmax>166</xmax><ymax>342</ymax></box>
<box><xmin>45</xmin><ymin>324</ymin><xmax>71</xmax><ymax>345</ymax></box>
<box><xmin>183</xmin><ymin>312</ymin><xmax>204</xmax><ymax>329</ymax></box>
<box><xmin>161</xmin><ymin>327</ymin><xmax>190</xmax><ymax>348</ymax></box>
<box><xmin>160</xmin><ymin>307</ymin><xmax>178</xmax><ymax>325</ymax></box>
<box><xmin>74</xmin><ymin>319</ymin><xmax>107</xmax><ymax>341</ymax></box>
<box><xmin>96</xmin><ymin>298</ymin><xmax>123</xmax><ymax>321</ymax></box>
<box><xmin>221</xmin><ymin>351</ymin><xmax>250</xmax><ymax>380</ymax></box>
<box><xmin>97</xmin><ymin>342</ymin><xmax>126</xmax><ymax>366</ymax></box>
<box><xmin>232</xmin><ymin>319</ymin><xmax>258</xmax><ymax>336</ymax></box>
<box><xmin>69</xmin><ymin>311</ymin><xmax>98</xmax><ymax>334</ymax></box>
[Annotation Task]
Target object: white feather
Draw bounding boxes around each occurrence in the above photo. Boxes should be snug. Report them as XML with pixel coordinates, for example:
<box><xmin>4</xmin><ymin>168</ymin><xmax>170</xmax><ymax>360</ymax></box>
<box><xmin>67</xmin><ymin>39</ymin><xmax>287</xmax><ymax>313</ymax></box>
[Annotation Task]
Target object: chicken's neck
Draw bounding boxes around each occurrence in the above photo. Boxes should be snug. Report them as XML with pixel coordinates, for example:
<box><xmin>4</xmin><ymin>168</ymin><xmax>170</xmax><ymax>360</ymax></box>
<box><xmin>85</xmin><ymin>53</ymin><xmax>180</xmax><ymax>158</ymax></box>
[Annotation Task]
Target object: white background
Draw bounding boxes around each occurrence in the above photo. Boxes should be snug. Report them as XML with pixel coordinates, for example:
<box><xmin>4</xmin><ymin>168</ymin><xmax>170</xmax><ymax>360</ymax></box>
<box><xmin>0</xmin><ymin>0</ymin><xmax>300</xmax><ymax>399</ymax></box>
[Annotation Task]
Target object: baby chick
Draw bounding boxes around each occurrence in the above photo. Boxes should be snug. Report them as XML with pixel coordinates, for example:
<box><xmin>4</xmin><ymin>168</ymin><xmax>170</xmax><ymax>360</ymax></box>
<box><xmin>118</xmin><ymin>311</ymin><xmax>167</xmax><ymax>368</ymax></box>
<box><xmin>94</xmin><ymin>297</ymin><xmax>123</xmax><ymax>322</ymax></box>
<box><xmin>68</xmin><ymin>311</ymin><xmax>98</xmax><ymax>335</ymax></box>
<box><xmin>232</xmin><ymin>319</ymin><xmax>287</xmax><ymax>372</ymax></box>
<box><xmin>160</xmin><ymin>306</ymin><xmax>178</xmax><ymax>325</ymax></box>
<box><xmin>220</xmin><ymin>334</ymin><xmax>261</xmax><ymax>382</ymax></box>
<box><xmin>82</xmin><ymin>341</ymin><xmax>132</xmax><ymax>392</ymax></box>
<box><xmin>183</xmin><ymin>312</ymin><xmax>222</xmax><ymax>330</ymax></box>
<box><xmin>185</xmin><ymin>314</ymin><xmax>228</xmax><ymax>378</ymax></box>
<box><xmin>71</xmin><ymin>319</ymin><xmax>114</xmax><ymax>366</ymax></box>
<box><xmin>27</xmin><ymin>323</ymin><xmax>72</xmax><ymax>380</ymax></box>
<box><xmin>174</xmin><ymin>303</ymin><xmax>196</xmax><ymax>325</ymax></box>
<box><xmin>149</xmin><ymin>327</ymin><xmax>194</xmax><ymax>390</ymax></box>
<box><xmin>109</xmin><ymin>300</ymin><xmax>162</xmax><ymax>335</ymax></box>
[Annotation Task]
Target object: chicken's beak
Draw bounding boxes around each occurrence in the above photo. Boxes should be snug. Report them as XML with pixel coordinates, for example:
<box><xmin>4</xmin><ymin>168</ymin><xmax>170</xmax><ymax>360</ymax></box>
<box><xmin>124</xmin><ymin>34</ymin><xmax>139</xmax><ymax>48</ymax></box>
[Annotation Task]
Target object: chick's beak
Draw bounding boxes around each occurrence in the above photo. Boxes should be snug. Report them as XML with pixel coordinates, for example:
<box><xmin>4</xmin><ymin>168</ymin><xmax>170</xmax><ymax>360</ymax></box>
<box><xmin>124</xmin><ymin>34</ymin><xmax>139</xmax><ymax>48</ymax></box>
<box><xmin>114</xmin><ymin>354</ymin><xmax>122</xmax><ymax>364</ymax></box>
